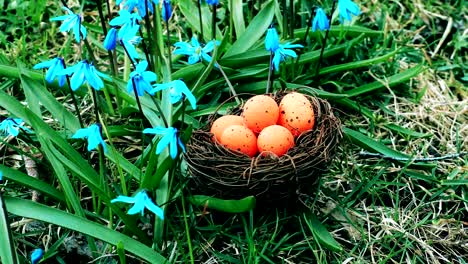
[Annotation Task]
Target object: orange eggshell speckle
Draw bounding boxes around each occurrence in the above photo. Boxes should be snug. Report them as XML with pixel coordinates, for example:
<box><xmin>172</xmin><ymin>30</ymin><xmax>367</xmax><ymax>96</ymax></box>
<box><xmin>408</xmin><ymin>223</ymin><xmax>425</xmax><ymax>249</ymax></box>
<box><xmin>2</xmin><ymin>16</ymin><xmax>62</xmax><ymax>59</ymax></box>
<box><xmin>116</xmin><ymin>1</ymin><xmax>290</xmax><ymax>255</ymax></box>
<box><xmin>220</xmin><ymin>125</ymin><xmax>258</xmax><ymax>157</ymax></box>
<box><xmin>210</xmin><ymin>115</ymin><xmax>244</xmax><ymax>142</ymax></box>
<box><xmin>278</xmin><ymin>93</ymin><xmax>315</xmax><ymax>137</ymax></box>
<box><xmin>257</xmin><ymin>125</ymin><xmax>295</xmax><ymax>157</ymax></box>
<box><xmin>242</xmin><ymin>95</ymin><xmax>279</xmax><ymax>133</ymax></box>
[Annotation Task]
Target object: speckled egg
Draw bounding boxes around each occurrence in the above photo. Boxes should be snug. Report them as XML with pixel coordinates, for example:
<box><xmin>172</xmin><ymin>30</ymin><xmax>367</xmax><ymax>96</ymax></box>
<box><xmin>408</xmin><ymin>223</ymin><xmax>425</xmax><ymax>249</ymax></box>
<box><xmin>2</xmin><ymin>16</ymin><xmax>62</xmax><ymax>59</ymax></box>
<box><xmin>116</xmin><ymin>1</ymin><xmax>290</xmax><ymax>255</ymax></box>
<box><xmin>220</xmin><ymin>125</ymin><xmax>258</xmax><ymax>157</ymax></box>
<box><xmin>242</xmin><ymin>95</ymin><xmax>279</xmax><ymax>133</ymax></box>
<box><xmin>278</xmin><ymin>93</ymin><xmax>315</xmax><ymax>137</ymax></box>
<box><xmin>210</xmin><ymin>115</ymin><xmax>244</xmax><ymax>142</ymax></box>
<box><xmin>257</xmin><ymin>125</ymin><xmax>295</xmax><ymax>157</ymax></box>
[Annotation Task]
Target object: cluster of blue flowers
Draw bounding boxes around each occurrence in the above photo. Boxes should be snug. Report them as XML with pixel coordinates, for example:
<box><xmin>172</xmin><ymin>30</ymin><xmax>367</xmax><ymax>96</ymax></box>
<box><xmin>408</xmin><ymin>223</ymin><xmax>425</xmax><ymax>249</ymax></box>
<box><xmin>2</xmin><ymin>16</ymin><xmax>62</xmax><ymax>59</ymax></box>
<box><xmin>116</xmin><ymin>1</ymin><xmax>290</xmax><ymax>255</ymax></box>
<box><xmin>312</xmin><ymin>0</ymin><xmax>361</xmax><ymax>32</ymax></box>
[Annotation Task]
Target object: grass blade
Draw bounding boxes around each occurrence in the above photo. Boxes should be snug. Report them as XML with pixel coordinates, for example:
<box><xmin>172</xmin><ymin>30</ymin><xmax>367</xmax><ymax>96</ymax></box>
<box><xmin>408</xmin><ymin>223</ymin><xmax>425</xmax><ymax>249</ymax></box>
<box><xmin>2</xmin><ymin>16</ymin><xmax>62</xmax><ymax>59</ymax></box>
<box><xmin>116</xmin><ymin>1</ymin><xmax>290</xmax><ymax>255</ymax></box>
<box><xmin>302</xmin><ymin>212</ymin><xmax>342</xmax><ymax>252</ymax></box>
<box><xmin>318</xmin><ymin>49</ymin><xmax>399</xmax><ymax>76</ymax></box>
<box><xmin>0</xmin><ymin>165</ymin><xmax>64</xmax><ymax>202</ymax></box>
<box><xmin>343</xmin><ymin>127</ymin><xmax>410</xmax><ymax>160</ymax></box>
<box><xmin>0</xmin><ymin>193</ymin><xmax>18</xmax><ymax>264</ymax></box>
<box><xmin>4</xmin><ymin>196</ymin><xmax>168</xmax><ymax>263</ymax></box>
<box><xmin>345</xmin><ymin>64</ymin><xmax>425</xmax><ymax>97</ymax></box>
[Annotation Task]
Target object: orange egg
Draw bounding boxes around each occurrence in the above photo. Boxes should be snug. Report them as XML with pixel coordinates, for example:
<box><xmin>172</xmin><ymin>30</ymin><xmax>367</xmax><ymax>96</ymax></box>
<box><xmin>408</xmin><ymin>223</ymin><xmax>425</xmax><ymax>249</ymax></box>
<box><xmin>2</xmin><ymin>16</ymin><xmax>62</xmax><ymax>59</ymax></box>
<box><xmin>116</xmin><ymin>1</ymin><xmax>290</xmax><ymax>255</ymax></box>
<box><xmin>210</xmin><ymin>115</ymin><xmax>244</xmax><ymax>142</ymax></box>
<box><xmin>220</xmin><ymin>125</ymin><xmax>258</xmax><ymax>157</ymax></box>
<box><xmin>278</xmin><ymin>93</ymin><xmax>315</xmax><ymax>137</ymax></box>
<box><xmin>242</xmin><ymin>95</ymin><xmax>279</xmax><ymax>133</ymax></box>
<box><xmin>257</xmin><ymin>125</ymin><xmax>295</xmax><ymax>157</ymax></box>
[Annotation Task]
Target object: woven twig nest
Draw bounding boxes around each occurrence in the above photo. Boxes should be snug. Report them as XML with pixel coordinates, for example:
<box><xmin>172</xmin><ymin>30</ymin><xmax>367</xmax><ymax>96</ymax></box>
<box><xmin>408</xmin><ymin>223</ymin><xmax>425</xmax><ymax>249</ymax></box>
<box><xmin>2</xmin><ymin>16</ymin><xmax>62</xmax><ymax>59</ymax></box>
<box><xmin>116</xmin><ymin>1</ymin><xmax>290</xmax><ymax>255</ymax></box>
<box><xmin>185</xmin><ymin>93</ymin><xmax>342</xmax><ymax>206</ymax></box>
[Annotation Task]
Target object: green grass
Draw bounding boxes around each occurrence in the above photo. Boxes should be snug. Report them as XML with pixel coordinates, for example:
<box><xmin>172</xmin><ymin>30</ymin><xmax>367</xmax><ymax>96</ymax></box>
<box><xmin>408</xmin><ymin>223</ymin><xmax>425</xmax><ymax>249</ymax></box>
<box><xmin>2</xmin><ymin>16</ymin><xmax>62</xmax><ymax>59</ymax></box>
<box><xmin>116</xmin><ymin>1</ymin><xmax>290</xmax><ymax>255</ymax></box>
<box><xmin>0</xmin><ymin>0</ymin><xmax>466</xmax><ymax>263</ymax></box>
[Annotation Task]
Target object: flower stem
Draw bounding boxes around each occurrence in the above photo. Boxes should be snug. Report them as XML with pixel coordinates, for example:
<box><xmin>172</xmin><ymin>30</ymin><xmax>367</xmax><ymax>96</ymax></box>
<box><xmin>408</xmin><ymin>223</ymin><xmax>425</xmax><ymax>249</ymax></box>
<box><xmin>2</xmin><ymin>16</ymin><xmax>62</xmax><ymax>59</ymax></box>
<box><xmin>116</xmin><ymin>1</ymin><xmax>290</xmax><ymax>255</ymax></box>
<box><xmin>131</xmin><ymin>78</ymin><xmax>146</xmax><ymax>119</ymax></box>
<box><xmin>217</xmin><ymin>63</ymin><xmax>240</xmax><ymax>105</ymax></box>
<box><xmin>197</xmin><ymin>0</ymin><xmax>204</xmax><ymax>41</ymax></box>
<box><xmin>212</xmin><ymin>4</ymin><xmax>217</xmax><ymax>40</ymax></box>
<box><xmin>316</xmin><ymin>0</ymin><xmax>337</xmax><ymax>77</ymax></box>
<box><xmin>150</xmin><ymin>97</ymin><xmax>169</xmax><ymax>128</ymax></box>
<box><xmin>95</xmin><ymin>0</ymin><xmax>116</xmax><ymax>76</ymax></box>
<box><xmin>266</xmin><ymin>52</ymin><xmax>274</xmax><ymax>93</ymax></box>
<box><xmin>143</xmin><ymin>0</ymin><xmax>154</xmax><ymax>71</ymax></box>
<box><xmin>120</xmin><ymin>43</ymin><xmax>144</xmax><ymax>120</ymax></box>
<box><xmin>289</xmin><ymin>0</ymin><xmax>294</xmax><ymax>38</ymax></box>
<box><xmin>166</xmin><ymin>21</ymin><xmax>172</xmax><ymax>72</ymax></box>
<box><xmin>61</xmin><ymin>60</ymin><xmax>85</xmax><ymax>128</ymax></box>
<box><xmin>139</xmin><ymin>26</ymin><xmax>154</xmax><ymax>71</ymax></box>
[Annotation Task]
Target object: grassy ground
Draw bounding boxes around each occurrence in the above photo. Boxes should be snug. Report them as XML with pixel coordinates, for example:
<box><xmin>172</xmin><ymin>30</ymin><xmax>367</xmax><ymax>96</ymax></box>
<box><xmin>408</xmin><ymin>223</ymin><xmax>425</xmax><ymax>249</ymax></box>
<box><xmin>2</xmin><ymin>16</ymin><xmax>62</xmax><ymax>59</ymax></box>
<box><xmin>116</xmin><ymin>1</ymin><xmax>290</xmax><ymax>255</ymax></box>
<box><xmin>0</xmin><ymin>0</ymin><xmax>466</xmax><ymax>263</ymax></box>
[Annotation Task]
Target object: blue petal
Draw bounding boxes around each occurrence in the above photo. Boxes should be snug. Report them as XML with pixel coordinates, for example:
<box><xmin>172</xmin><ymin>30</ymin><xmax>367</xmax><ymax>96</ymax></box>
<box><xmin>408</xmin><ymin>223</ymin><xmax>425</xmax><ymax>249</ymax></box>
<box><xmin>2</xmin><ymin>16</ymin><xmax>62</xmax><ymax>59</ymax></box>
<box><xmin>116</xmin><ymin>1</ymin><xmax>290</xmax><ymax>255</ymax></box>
<box><xmin>136</xmin><ymin>60</ymin><xmax>148</xmax><ymax>73</ymax></box>
<box><xmin>156</xmin><ymin>134</ymin><xmax>172</xmax><ymax>155</ymax></box>
<box><xmin>143</xmin><ymin>127</ymin><xmax>168</xmax><ymax>134</ymax></box>
<box><xmin>188</xmin><ymin>54</ymin><xmax>201</xmax><ymax>64</ymax></box>
<box><xmin>31</xmin><ymin>248</ymin><xmax>44</xmax><ymax>264</ymax></box>
<box><xmin>127</xmin><ymin>201</ymin><xmax>146</xmax><ymax>215</ymax></box>
<box><xmin>142</xmin><ymin>71</ymin><xmax>157</xmax><ymax>82</ymax></box>
<box><xmin>103</xmin><ymin>28</ymin><xmax>117</xmax><ymax>50</ymax></box>
<box><xmin>111</xmin><ymin>195</ymin><xmax>137</xmax><ymax>204</ymax></box>
<box><xmin>72</xmin><ymin>127</ymin><xmax>89</xmax><ymax>139</ymax></box>
<box><xmin>33</xmin><ymin>59</ymin><xmax>55</xmax><ymax>70</ymax></box>
<box><xmin>145</xmin><ymin>200</ymin><xmax>165</xmax><ymax>220</ymax></box>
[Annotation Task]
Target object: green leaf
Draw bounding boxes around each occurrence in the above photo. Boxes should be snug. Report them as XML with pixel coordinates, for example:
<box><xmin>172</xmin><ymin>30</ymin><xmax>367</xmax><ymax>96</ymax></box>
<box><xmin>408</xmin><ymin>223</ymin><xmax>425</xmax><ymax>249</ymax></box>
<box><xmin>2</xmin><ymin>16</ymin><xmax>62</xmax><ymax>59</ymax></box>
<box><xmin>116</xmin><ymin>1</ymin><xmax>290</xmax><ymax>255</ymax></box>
<box><xmin>229</xmin><ymin>0</ymin><xmax>246</xmax><ymax>37</ymax></box>
<box><xmin>343</xmin><ymin>127</ymin><xmax>410</xmax><ymax>160</ymax></box>
<box><xmin>189</xmin><ymin>195</ymin><xmax>256</xmax><ymax>213</ymax></box>
<box><xmin>19</xmin><ymin>72</ymin><xmax>80</xmax><ymax>132</ymax></box>
<box><xmin>302</xmin><ymin>213</ymin><xmax>342</xmax><ymax>252</ymax></box>
<box><xmin>318</xmin><ymin>49</ymin><xmax>399</xmax><ymax>76</ymax></box>
<box><xmin>384</xmin><ymin>124</ymin><xmax>432</xmax><ymax>138</ymax></box>
<box><xmin>0</xmin><ymin>194</ymin><xmax>18</xmax><ymax>264</ymax></box>
<box><xmin>223</xmin><ymin>1</ymin><xmax>274</xmax><ymax>58</ymax></box>
<box><xmin>345</xmin><ymin>64</ymin><xmax>425</xmax><ymax>97</ymax></box>
<box><xmin>297</xmin><ymin>34</ymin><xmax>365</xmax><ymax>65</ymax></box>
<box><xmin>0</xmin><ymin>165</ymin><xmax>64</xmax><ymax>202</ymax></box>
<box><xmin>4</xmin><ymin>197</ymin><xmax>168</xmax><ymax>263</ymax></box>
<box><xmin>295</xmin><ymin>25</ymin><xmax>383</xmax><ymax>40</ymax></box>
<box><xmin>178</xmin><ymin>0</ymin><xmax>221</xmax><ymax>42</ymax></box>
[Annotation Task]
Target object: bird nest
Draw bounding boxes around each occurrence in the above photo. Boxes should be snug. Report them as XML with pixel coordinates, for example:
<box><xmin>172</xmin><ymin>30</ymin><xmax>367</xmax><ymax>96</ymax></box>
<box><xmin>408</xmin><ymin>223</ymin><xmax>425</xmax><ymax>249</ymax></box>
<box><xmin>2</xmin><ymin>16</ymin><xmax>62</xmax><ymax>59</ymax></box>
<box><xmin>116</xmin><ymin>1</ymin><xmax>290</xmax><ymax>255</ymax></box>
<box><xmin>184</xmin><ymin>93</ymin><xmax>342</xmax><ymax>206</ymax></box>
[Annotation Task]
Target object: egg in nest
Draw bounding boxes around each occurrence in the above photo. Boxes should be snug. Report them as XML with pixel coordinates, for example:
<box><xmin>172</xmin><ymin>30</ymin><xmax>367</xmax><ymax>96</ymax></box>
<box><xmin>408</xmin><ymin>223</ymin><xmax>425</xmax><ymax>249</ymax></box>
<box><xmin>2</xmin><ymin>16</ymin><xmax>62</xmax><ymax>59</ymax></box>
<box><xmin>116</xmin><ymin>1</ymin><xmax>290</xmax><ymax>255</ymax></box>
<box><xmin>257</xmin><ymin>125</ymin><xmax>295</xmax><ymax>157</ymax></box>
<box><xmin>220</xmin><ymin>125</ymin><xmax>258</xmax><ymax>157</ymax></box>
<box><xmin>210</xmin><ymin>115</ymin><xmax>244</xmax><ymax>142</ymax></box>
<box><xmin>242</xmin><ymin>95</ymin><xmax>279</xmax><ymax>133</ymax></box>
<box><xmin>278</xmin><ymin>93</ymin><xmax>315</xmax><ymax>137</ymax></box>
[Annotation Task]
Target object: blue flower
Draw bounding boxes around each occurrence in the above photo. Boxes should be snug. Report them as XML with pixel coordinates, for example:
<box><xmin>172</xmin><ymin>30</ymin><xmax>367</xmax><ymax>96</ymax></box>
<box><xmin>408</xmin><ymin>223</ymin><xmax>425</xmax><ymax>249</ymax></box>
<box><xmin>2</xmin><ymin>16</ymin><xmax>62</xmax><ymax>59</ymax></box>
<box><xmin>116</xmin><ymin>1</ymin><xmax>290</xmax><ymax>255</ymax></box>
<box><xmin>111</xmin><ymin>190</ymin><xmax>164</xmax><ymax>219</ymax></box>
<box><xmin>33</xmin><ymin>57</ymin><xmax>67</xmax><ymax>87</ymax></box>
<box><xmin>72</xmin><ymin>124</ymin><xmax>107</xmax><ymax>152</ymax></box>
<box><xmin>120</xmin><ymin>26</ymin><xmax>142</xmax><ymax>63</ymax></box>
<box><xmin>265</xmin><ymin>27</ymin><xmax>279</xmax><ymax>52</ymax></box>
<box><xmin>150</xmin><ymin>80</ymin><xmax>197</xmax><ymax>110</ymax></box>
<box><xmin>272</xmin><ymin>43</ymin><xmax>303</xmax><ymax>71</ymax></box>
<box><xmin>0</xmin><ymin>118</ymin><xmax>29</xmax><ymax>137</ymax></box>
<box><xmin>173</xmin><ymin>37</ymin><xmax>219</xmax><ymax>64</ymax></box>
<box><xmin>116</xmin><ymin>0</ymin><xmax>160</xmax><ymax>17</ymax></box>
<box><xmin>206</xmin><ymin>0</ymin><xmax>219</xmax><ymax>5</ymax></box>
<box><xmin>312</xmin><ymin>8</ymin><xmax>330</xmax><ymax>32</ymax></box>
<box><xmin>143</xmin><ymin>126</ymin><xmax>186</xmax><ymax>159</ymax></box>
<box><xmin>162</xmin><ymin>0</ymin><xmax>172</xmax><ymax>22</ymax></box>
<box><xmin>338</xmin><ymin>0</ymin><xmax>360</xmax><ymax>22</ymax></box>
<box><xmin>109</xmin><ymin>9</ymin><xmax>142</xmax><ymax>39</ymax></box>
<box><xmin>50</xmin><ymin>7</ymin><xmax>86</xmax><ymax>43</ymax></box>
<box><xmin>58</xmin><ymin>60</ymin><xmax>110</xmax><ymax>91</ymax></box>
<box><xmin>127</xmin><ymin>60</ymin><xmax>157</xmax><ymax>96</ymax></box>
<box><xmin>31</xmin><ymin>248</ymin><xmax>44</xmax><ymax>264</ymax></box>
<box><xmin>103</xmin><ymin>27</ymin><xmax>118</xmax><ymax>51</ymax></box>
<box><xmin>0</xmin><ymin>170</ymin><xmax>3</xmax><ymax>182</ymax></box>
